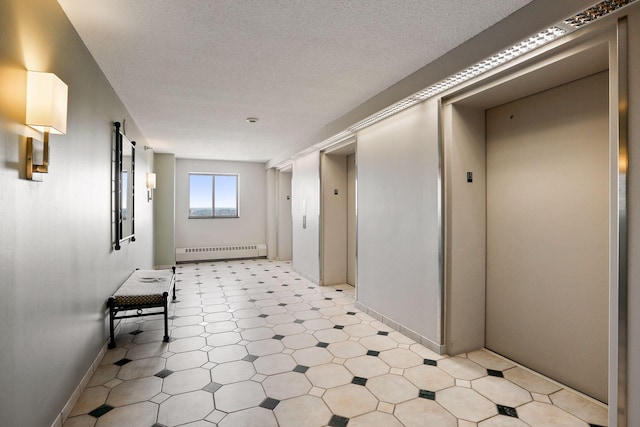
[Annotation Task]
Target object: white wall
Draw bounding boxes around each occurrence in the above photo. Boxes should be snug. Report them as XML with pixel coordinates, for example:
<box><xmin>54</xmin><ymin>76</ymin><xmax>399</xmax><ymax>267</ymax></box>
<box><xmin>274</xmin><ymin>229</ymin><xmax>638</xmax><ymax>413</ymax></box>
<box><xmin>277</xmin><ymin>170</ymin><xmax>293</xmax><ymax>260</ymax></box>
<box><xmin>174</xmin><ymin>159</ymin><xmax>267</xmax><ymax>249</ymax></box>
<box><xmin>0</xmin><ymin>1</ymin><xmax>153</xmax><ymax>425</ymax></box>
<box><xmin>154</xmin><ymin>153</ymin><xmax>176</xmax><ymax>267</ymax></box>
<box><xmin>356</xmin><ymin>100</ymin><xmax>441</xmax><ymax>351</ymax></box>
<box><xmin>292</xmin><ymin>152</ymin><xmax>320</xmax><ymax>282</ymax></box>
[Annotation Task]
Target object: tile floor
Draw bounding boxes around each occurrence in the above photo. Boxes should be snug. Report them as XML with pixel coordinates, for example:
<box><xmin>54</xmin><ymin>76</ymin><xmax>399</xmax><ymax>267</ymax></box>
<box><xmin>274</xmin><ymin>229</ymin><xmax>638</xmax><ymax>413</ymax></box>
<box><xmin>63</xmin><ymin>259</ymin><xmax>608</xmax><ymax>427</ymax></box>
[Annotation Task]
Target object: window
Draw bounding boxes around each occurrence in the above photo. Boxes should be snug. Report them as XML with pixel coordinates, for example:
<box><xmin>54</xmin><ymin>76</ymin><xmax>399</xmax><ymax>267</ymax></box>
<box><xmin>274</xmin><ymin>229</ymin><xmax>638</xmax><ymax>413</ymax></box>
<box><xmin>189</xmin><ymin>173</ymin><xmax>238</xmax><ymax>218</ymax></box>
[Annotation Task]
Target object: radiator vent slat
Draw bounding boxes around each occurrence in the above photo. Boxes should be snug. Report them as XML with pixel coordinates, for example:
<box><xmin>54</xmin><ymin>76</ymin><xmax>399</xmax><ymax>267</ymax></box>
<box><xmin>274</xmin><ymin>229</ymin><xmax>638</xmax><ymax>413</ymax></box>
<box><xmin>176</xmin><ymin>244</ymin><xmax>267</xmax><ymax>262</ymax></box>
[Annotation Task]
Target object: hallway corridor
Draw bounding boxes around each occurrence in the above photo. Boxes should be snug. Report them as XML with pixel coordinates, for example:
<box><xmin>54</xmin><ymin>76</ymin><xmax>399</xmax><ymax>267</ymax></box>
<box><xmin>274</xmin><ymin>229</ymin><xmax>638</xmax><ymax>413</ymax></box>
<box><xmin>63</xmin><ymin>259</ymin><xmax>607</xmax><ymax>427</ymax></box>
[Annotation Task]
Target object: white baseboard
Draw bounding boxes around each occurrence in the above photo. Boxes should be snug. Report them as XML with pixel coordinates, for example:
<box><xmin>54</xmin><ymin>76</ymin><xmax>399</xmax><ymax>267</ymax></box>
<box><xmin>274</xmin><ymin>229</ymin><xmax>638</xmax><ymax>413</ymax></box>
<box><xmin>355</xmin><ymin>301</ymin><xmax>445</xmax><ymax>355</ymax></box>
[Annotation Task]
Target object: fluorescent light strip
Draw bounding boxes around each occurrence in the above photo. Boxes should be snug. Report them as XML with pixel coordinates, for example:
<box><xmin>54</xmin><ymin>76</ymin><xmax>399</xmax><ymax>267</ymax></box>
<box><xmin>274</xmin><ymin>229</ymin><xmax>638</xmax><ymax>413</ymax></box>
<box><xmin>315</xmin><ymin>0</ymin><xmax>634</xmax><ymax>146</ymax></box>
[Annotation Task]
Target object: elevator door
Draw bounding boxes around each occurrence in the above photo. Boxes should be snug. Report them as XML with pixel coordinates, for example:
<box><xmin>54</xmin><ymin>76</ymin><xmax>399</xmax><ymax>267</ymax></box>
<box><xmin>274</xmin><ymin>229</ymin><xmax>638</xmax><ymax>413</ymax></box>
<box><xmin>485</xmin><ymin>71</ymin><xmax>609</xmax><ymax>402</ymax></box>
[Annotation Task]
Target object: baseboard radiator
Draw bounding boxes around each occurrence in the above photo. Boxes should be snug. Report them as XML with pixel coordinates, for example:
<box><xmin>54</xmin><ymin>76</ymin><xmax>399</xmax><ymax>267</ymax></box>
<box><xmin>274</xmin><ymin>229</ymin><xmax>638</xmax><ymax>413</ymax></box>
<box><xmin>176</xmin><ymin>244</ymin><xmax>267</xmax><ymax>262</ymax></box>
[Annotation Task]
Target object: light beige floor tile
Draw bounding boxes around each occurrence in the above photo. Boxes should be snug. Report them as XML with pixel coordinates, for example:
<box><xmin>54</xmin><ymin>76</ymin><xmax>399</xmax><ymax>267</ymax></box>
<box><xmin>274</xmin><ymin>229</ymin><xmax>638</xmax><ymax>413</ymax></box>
<box><xmin>204</xmin><ymin>320</ymin><xmax>237</xmax><ymax>333</ymax></box>
<box><xmin>172</xmin><ymin>325</ymin><xmax>205</xmax><ymax>339</ymax></box>
<box><xmin>281</xmin><ymin>333</ymin><xmax>318</xmax><ymax>349</ymax></box>
<box><xmin>103</xmin><ymin>378</ymin><xmax>122</xmax><ymax>389</ymax></box>
<box><xmin>211</xmin><ymin>360</ymin><xmax>256</xmax><ymax>384</ymax></box>
<box><xmin>302</xmin><ymin>318</ymin><xmax>336</xmax><ymax>330</ymax></box>
<box><xmin>479</xmin><ymin>416</ymin><xmax>529</xmax><ymax>427</ymax></box>
<box><xmin>117</xmin><ymin>357</ymin><xmax>166</xmax><ymax>380</ymax></box>
<box><xmin>62</xmin><ymin>415</ymin><xmax>97</xmax><ymax>427</ymax></box>
<box><xmin>262</xmin><ymin>371</ymin><xmax>312</xmax><ymax>399</ymax></box>
<box><xmin>208</xmin><ymin>344</ymin><xmax>247</xmax><ymax>363</ymax></box>
<box><xmin>273</xmin><ymin>323</ymin><xmax>306</xmax><ymax>336</ymax></box>
<box><xmin>379</xmin><ymin>348</ymin><xmax>424</xmax><ymax>369</ymax></box>
<box><xmin>162</xmin><ymin>367</ymin><xmax>211</xmax><ymax>395</ymax></box>
<box><xmin>253</xmin><ymin>353</ymin><xmax>297</xmax><ymax>375</ymax></box>
<box><xmin>395</xmin><ymin>397</ymin><xmax>457</xmax><ymax>427</ymax></box>
<box><xmin>457</xmin><ymin>379</ymin><xmax>472</xmax><ymax>388</ymax></box>
<box><xmin>168</xmin><ymin>336</ymin><xmax>207</xmax><ymax>353</ymax></box>
<box><xmin>165</xmin><ymin>350</ymin><xmax>208</xmax><ymax>371</ymax></box>
<box><xmin>180</xmin><ymin>421</ymin><xmax>217</xmax><ymax>427</ymax></box>
<box><xmin>472</xmin><ymin>376</ymin><xmax>532</xmax><ymax>407</ymax></box>
<box><xmin>366</xmin><ymin>374</ymin><xmax>419</xmax><ymax>404</ymax></box>
<box><xmin>344</xmin><ymin>355</ymin><xmax>390</xmax><ymax>378</ymax></box>
<box><xmin>267</xmin><ymin>313</ymin><xmax>297</xmax><ymax>324</ymax></box>
<box><xmin>343</xmin><ymin>324</ymin><xmax>378</xmax><ymax>338</ymax></box>
<box><xmin>306</xmin><ymin>363</ymin><xmax>353</xmax><ymax>388</ymax></box>
<box><xmin>550</xmin><ymin>389</ymin><xmax>608</xmax><ymax>426</ymax></box>
<box><xmin>348</xmin><ymin>411</ymin><xmax>403</xmax><ymax>427</ymax></box>
<box><xmin>503</xmin><ymin>367</ymin><xmax>562</xmax><ymax>395</ymax></box>
<box><xmin>241</xmin><ymin>327</ymin><xmax>275</xmax><ymax>341</ymax></box>
<box><xmin>293</xmin><ymin>310</ymin><xmax>323</xmax><ymax>320</ymax></box>
<box><xmin>438</xmin><ymin>356</ymin><xmax>487</xmax><ymax>381</ymax></box>
<box><xmin>314</xmin><ymin>328</ymin><xmax>349</xmax><ymax>343</ymax></box>
<box><xmin>218</xmin><ymin>407</ymin><xmax>278</xmax><ymax>427</ymax></box>
<box><xmin>518</xmin><ymin>401</ymin><xmax>588</xmax><ymax>427</ymax></box>
<box><xmin>246</xmin><ymin>338</ymin><xmax>284</xmax><ymax>356</ymax></box>
<box><xmin>460</xmin><ymin>420</ymin><xmax>478</xmax><ymax>427</ymax></box>
<box><xmin>436</xmin><ymin>386</ymin><xmax>497</xmax><ymax>422</ymax></box>
<box><xmin>106</xmin><ymin>376</ymin><xmax>162</xmax><ymax>407</ymax></box>
<box><xmin>404</xmin><ymin>364</ymin><xmax>455</xmax><ymax>391</ymax></box>
<box><xmin>329</xmin><ymin>314</ymin><xmax>361</xmax><ymax>326</ymax></box>
<box><xmin>95</xmin><ymin>401</ymin><xmax>157</xmax><ymax>427</ymax></box>
<box><xmin>322</xmin><ymin>383</ymin><xmax>378</xmax><ymax>417</ymax></box>
<box><xmin>100</xmin><ymin>348</ymin><xmax>127</xmax><ymax>365</ymax></box>
<box><xmin>87</xmin><ymin>365</ymin><xmax>119</xmax><ymax>387</ymax></box>
<box><xmin>467</xmin><ymin>350</ymin><xmax>515</xmax><ymax>371</ymax></box>
<box><xmin>532</xmin><ymin>392</ymin><xmax>552</xmax><ymax>404</ymax></box>
<box><xmin>157</xmin><ymin>390</ymin><xmax>215</xmax><ymax>426</ymax></box>
<box><xmin>359</xmin><ymin>335</ymin><xmax>398</xmax><ymax>351</ymax></box>
<box><xmin>409</xmin><ymin>343</ymin><xmax>445</xmax><ymax>361</ymax></box>
<box><xmin>214</xmin><ymin>380</ymin><xmax>266</xmax><ymax>412</ymax></box>
<box><xmin>273</xmin><ymin>395</ymin><xmax>332</xmax><ymax>427</ymax></box>
<box><xmin>206</xmin><ymin>331</ymin><xmax>242</xmax><ymax>346</ymax></box>
<box><xmin>69</xmin><ymin>386</ymin><xmax>110</xmax><ymax>417</ymax></box>
<box><xmin>292</xmin><ymin>347</ymin><xmax>334</xmax><ymax>366</ymax></box>
<box><xmin>328</xmin><ymin>341</ymin><xmax>368</xmax><ymax>359</ymax></box>
<box><xmin>150</xmin><ymin>392</ymin><xmax>170</xmax><ymax>404</ymax></box>
<box><xmin>125</xmin><ymin>342</ymin><xmax>169</xmax><ymax>360</ymax></box>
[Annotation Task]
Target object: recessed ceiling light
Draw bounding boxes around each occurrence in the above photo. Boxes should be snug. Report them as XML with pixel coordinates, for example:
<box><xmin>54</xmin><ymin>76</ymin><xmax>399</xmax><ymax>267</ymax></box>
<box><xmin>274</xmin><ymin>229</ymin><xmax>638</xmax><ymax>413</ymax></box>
<box><xmin>246</xmin><ymin>117</ymin><xmax>258</xmax><ymax>123</ymax></box>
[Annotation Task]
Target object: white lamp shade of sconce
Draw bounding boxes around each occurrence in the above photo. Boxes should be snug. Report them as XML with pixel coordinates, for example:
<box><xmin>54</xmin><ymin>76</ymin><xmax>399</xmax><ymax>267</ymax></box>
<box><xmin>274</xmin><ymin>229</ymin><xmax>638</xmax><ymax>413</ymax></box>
<box><xmin>26</xmin><ymin>71</ymin><xmax>68</xmax><ymax>135</ymax></box>
<box><xmin>146</xmin><ymin>172</ymin><xmax>157</xmax><ymax>189</ymax></box>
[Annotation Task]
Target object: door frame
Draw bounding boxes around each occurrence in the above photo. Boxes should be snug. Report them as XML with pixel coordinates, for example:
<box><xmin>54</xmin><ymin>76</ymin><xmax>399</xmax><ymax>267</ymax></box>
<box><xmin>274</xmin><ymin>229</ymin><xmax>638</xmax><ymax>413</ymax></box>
<box><xmin>441</xmin><ymin>16</ymin><xmax>628</xmax><ymax>425</ymax></box>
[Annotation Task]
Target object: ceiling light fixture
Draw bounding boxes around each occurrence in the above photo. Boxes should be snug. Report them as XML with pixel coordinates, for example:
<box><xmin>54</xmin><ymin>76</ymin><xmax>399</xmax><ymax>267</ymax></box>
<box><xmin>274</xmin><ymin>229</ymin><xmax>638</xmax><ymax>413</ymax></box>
<box><xmin>246</xmin><ymin>117</ymin><xmax>258</xmax><ymax>123</ymax></box>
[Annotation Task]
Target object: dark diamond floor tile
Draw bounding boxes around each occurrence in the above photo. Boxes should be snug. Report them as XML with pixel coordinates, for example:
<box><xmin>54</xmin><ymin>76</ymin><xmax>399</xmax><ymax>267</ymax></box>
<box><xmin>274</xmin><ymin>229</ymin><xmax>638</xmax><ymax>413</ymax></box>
<box><xmin>423</xmin><ymin>359</ymin><xmax>437</xmax><ymax>366</ymax></box>
<box><xmin>316</xmin><ymin>342</ymin><xmax>329</xmax><ymax>348</ymax></box>
<box><xmin>336</xmin><ymin>289</ymin><xmax>344</xmax><ymax>292</ymax></box>
<box><xmin>259</xmin><ymin>314</ymin><xmax>269</xmax><ymax>318</ymax></box>
<box><xmin>155</xmin><ymin>369</ymin><xmax>174</xmax><ymax>378</ymax></box>
<box><xmin>114</xmin><ymin>358</ymin><xmax>132</xmax><ymax>366</ymax></box>
<box><xmin>243</xmin><ymin>354</ymin><xmax>259</xmax><ymax>362</ymax></box>
<box><xmin>334</xmin><ymin>325</ymin><xmax>345</xmax><ymax>329</ymax></box>
<box><xmin>419</xmin><ymin>389</ymin><xmax>436</xmax><ymax>400</ymax></box>
<box><xmin>590</xmin><ymin>424</ymin><xmax>606</xmax><ymax>427</ymax></box>
<box><xmin>88</xmin><ymin>404</ymin><xmax>114</xmax><ymax>418</ymax></box>
<box><xmin>273</xmin><ymin>335</ymin><xmax>285</xmax><ymax>340</ymax></box>
<box><xmin>294</xmin><ymin>319</ymin><xmax>304</xmax><ymax>324</ymax></box>
<box><xmin>267</xmin><ymin>291</ymin><xmax>274</xmax><ymax>294</ymax></box>
<box><xmin>488</xmin><ymin>369</ymin><xmax>504</xmax><ymax>378</ymax></box>
<box><xmin>278</xmin><ymin>303</ymin><xmax>287</xmax><ymax>307</ymax></box>
<box><xmin>346</xmin><ymin>312</ymin><xmax>356</xmax><ymax>315</ymax></box>
<box><xmin>260</xmin><ymin>397</ymin><xmax>280</xmax><ymax>410</ymax></box>
<box><xmin>352</xmin><ymin>376</ymin><xmax>367</xmax><ymax>386</ymax></box>
<box><xmin>376</xmin><ymin>331</ymin><xmax>389</xmax><ymax>336</ymax></box>
<box><xmin>203</xmin><ymin>382</ymin><xmax>223</xmax><ymax>393</ymax></box>
<box><xmin>293</xmin><ymin>365</ymin><xmax>309</xmax><ymax>373</ymax></box>
<box><xmin>249</xmin><ymin>299</ymin><xmax>257</xmax><ymax>302</ymax></box>
<box><xmin>311</xmin><ymin>307</ymin><xmax>320</xmax><ymax>311</ymax></box>
<box><xmin>497</xmin><ymin>405</ymin><xmax>518</xmax><ymax>418</ymax></box>
<box><xmin>328</xmin><ymin>414</ymin><xmax>350</xmax><ymax>427</ymax></box>
<box><xmin>129</xmin><ymin>330</ymin><xmax>143</xmax><ymax>335</ymax></box>
<box><xmin>366</xmin><ymin>350</ymin><xmax>380</xmax><ymax>357</ymax></box>
<box><xmin>324</xmin><ymin>297</ymin><xmax>333</xmax><ymax>301</ymax></box>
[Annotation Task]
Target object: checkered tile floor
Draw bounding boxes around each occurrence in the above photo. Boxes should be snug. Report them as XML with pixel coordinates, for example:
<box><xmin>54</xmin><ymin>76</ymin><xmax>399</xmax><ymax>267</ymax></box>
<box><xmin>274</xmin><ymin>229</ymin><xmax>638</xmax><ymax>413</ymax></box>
<box><xmin>63</xmin><ymin>259</ymin><xmax>608</xmax><ymax>426</ymax></box>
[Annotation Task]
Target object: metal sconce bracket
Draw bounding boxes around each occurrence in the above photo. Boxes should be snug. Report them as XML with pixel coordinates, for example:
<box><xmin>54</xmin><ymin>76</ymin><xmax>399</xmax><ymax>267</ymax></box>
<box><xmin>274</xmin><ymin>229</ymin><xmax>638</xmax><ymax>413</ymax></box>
<box><xmin>26</xmin><ymin>132</ymin><xmax>49</xmax><ymax>180</ymax></box>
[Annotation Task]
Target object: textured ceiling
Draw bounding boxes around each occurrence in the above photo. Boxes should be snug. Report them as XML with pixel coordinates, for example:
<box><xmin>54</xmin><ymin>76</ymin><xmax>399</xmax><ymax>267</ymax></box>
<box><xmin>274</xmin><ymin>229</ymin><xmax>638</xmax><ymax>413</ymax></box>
<box><xmin>57</xmin><ymin>0</ymin><xmax>532</xmax><ymax>162</ymax></box>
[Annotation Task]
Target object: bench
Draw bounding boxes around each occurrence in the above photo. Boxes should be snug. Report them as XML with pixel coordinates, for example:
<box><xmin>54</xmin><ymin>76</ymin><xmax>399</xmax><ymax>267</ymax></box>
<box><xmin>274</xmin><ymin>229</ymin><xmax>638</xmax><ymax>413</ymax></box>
<box><xmin>108</xmin><ymin>267</ymin><xmax>176</xmax><ymax>348</ymax></box>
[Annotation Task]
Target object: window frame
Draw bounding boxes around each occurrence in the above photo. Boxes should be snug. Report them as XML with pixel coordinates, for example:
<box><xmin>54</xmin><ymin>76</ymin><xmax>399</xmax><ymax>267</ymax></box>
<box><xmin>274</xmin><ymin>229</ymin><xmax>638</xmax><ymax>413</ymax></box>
<box><xmin>188</xmin><ymin>172</ymin><xmax>240</xmax><ymax>219</ymax></box>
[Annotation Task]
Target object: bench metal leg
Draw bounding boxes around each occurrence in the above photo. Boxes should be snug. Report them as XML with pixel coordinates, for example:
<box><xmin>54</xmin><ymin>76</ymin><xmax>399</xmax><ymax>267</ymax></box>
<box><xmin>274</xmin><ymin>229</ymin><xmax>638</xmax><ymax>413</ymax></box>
<box><xmin>163</xmin><ymin>292</ymin><xmax>170</xmax><ymax>343</ymax></box>
<box><xmin>172</xmin><ymin>266</ymin><xmax>177</xmax><ymax>300</ymax></box>
<box><xmin>108</xmin><ymin>297</ymin><xmax>116</xmax><ymax>349</ymax></box>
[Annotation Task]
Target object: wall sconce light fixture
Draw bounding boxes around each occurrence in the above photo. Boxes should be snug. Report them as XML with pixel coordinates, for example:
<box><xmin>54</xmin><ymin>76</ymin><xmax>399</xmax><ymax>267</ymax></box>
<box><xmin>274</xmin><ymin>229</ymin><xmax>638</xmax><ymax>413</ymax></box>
<box><xmin>25</xmin><ymin>71</ymin><xmax>68</xmax><ymax>180</ymax></box>
<box><xmin>146</xmin><ymin>172</ymin><xmax>156</xmax><ymax>202</ymax></box>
